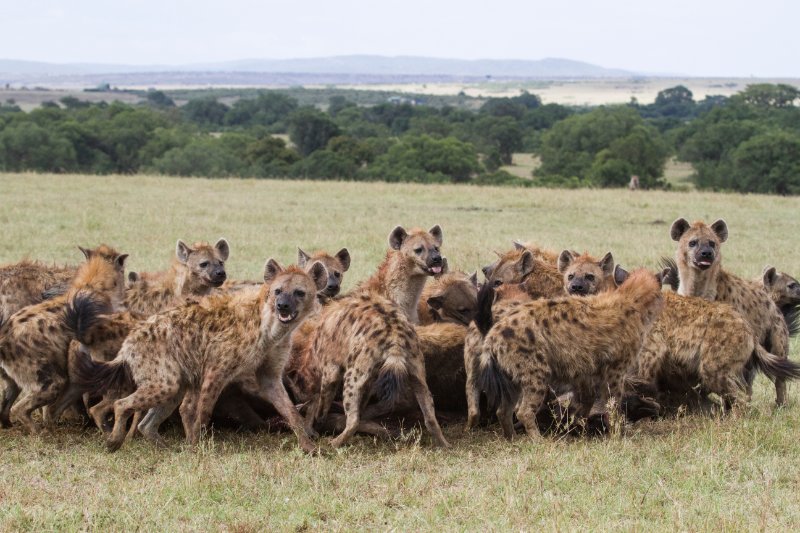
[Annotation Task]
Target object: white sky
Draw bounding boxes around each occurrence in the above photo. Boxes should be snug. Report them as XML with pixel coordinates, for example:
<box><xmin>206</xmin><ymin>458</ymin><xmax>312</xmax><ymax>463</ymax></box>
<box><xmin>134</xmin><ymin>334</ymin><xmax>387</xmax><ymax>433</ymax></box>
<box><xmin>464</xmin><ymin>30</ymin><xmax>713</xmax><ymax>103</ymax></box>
<box><xmin>2</xmin><ymin>0</ymin><xmax>797</xmax><ymax>77</ymax></box>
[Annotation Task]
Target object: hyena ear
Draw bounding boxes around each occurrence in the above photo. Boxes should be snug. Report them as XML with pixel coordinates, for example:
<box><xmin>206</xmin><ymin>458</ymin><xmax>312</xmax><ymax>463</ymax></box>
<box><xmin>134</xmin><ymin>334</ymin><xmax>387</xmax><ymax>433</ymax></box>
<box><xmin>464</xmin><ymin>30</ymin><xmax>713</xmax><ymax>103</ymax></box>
<box><xmin>335</xmin><ymin>248</ymin><xmax>351</xmax><ymax>272</ymax></box>
<box><xmin>389</xmin><ymin>226</ymin><xmax>408</xmax><ymax>250</ymax></box>
<box><xmin>513</xmin><ymin>240</ymin><xmax>526</xmax><ymax>251</ymax></box>
<box><xmin>599</xmin><ymin>252</ymin><xmax>615</xmax><ymax>277</ymax></box>
<box><xmin>762</xmin><ymin>265</ymin><xmax>777</xmax><ymax>288</ymax></box>
<box><xmin>176</xmin><ymin>240</ymin><xmax>192</xmax><ymax>264</ymax></box>
<box><xmin>78</xmin><ymin>246</ymin><xmax>92</xmax><ymax>260</ymax></box>
<box><xmin>482</xmin><ymin>261</ymin><xmax>498</xmax><ymax>280</ymax></box>
<box><xmin>613</xmin><ymin>265</ymin><xmax>629</xmax><ymax>286</ymax></box>
<box><xmin>469</xmin><ymin>271</ymin><xmax>479</xmax><ymax>288</ymax></box>
<box><xmin>429</xmin><ymin>225</ymin><xmax>443</xmax><ymax>247</ymax></box>
<box><xmin>263</xmin><ymin>258</ymin><xmax>284</xmax><ymax>284</ymax></box>
<box><xmin>427</xmin><ymin>295</ymin><xmax>444</xmax><ymax>311</ymax></box>
<box><xmin>670</xmin><ymin>218</ymin><xmax>691</xmax><ymax>241</ymax></box>
<box><xmin>214</xmin><ymin>239</ymin><xmax>230</xmax><ymax>261</ymax></box>
<box><xmin>114</xmin><ymin>254</ymin><xmax>129</xmax><ymax>271</ymax></box>
<box><xmin>297</xmin><ymin>248</ymin><xmax>311</xmax><ymax>268</ymax></box>
<box><xmin>656</xmin><ymin>267</ymin><xmax>672</xmax><ymax>287</ymax></box>
<box><xmin>558</xmin><ymin>250</ymin><xmax>576</xmax><ymax>273</ymax></box>
<box><xmin>518</xmin><ymin>250</ymin><xmax>535</xmax><ymax>278</ymax></box>
<box><xmin>439</xmin><ymin>257</ymin><xmax>449</xmax><ymax>275</ymax></box>
<box><xmin>710</xmin><ymin>219</ymin><xmax>728</xmax><ymax>243</ymax></box>
<box><xmin>308</xmin><ymin>261</ymin><xmax>328</xmax><ymax>292</ymax></box>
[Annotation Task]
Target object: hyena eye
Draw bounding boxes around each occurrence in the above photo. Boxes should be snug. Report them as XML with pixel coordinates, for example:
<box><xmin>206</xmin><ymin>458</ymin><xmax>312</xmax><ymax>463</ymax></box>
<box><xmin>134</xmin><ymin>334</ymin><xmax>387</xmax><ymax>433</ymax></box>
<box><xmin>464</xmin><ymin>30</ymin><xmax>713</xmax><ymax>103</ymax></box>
<box><xmin>493</xmin><ymin>280</ymin><xmax>503</xmax><ymax>287</ymax></box>
<box><xmin>459</xmin><ymin>308</ymin><xmax>469</xmax><ymax>314</ymax></box>
<box><xmin>567</xmin><ymin>274</ymin><xmax>574</xmax><ymax>281</ymax></box>
<box><xmin>708</xmin><ymin>242</ymin><xmax>716</xmax><ymax>248</ymax></box>
<box><xmin>586</xmin><ymin>274</ymin><xmax>595</xmax><ymax>282</ymax></box>
<box><xmin>199</xmin><ymin>261</ymin><xmax>210</xmax><ymax>268</ymax></box>
<box><xmin>789</xmin><ymin>283</ymin><xmax>798</xmax><ymax>290</ymax></box>
<box><xmin>433</xmin><ymin>246</ymin><xmax>440</xmax><ymax>252</ymax></box>
<box><xmin>294</xmin><ymin>289</ymin><xmax>306</xmax><ymax>298</ymax></box>
<box><xmin>688</xmin><ymin>240</ymin><xmax>698</xmax><ymax>248</ymax></box>
<box><xmin>334</xmin><ymin>272</ymin><xmax>341</xmax><ymax>279</ymax></box>
<box><xmin>274</xmin><ymin>288</ymin><xmax>282</xmax><ymax>295</ymax></box>
<box><xmin>414</xmin><ymin>247</ymin><xmax>424</xmax><ymax>255</ymax></box>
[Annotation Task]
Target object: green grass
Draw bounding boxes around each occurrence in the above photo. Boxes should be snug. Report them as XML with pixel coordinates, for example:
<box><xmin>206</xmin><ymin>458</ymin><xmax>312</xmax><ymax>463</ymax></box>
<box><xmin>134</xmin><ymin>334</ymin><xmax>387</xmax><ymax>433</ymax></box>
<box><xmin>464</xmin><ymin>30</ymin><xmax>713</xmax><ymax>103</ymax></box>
<box><xmin>1</xmin><ymin>173</ymin><xmax>799</xmax><ymax>530</ymax></box>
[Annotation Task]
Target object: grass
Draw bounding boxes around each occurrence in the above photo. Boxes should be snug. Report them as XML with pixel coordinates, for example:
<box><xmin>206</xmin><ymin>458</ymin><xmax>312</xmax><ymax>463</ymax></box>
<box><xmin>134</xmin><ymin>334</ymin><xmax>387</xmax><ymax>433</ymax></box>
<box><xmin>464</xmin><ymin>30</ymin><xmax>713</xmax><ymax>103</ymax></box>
<box><xmin>1</xmin><ymin>173</ymin><xmax>799</xmax><ymax>530</ymax></box>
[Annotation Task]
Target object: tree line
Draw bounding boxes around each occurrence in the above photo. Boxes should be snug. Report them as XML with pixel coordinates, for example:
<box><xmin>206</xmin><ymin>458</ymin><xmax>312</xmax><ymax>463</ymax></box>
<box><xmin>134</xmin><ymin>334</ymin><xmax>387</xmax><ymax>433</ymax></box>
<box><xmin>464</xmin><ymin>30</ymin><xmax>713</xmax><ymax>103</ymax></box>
<box><xmin>0</xmin><ymin>83</ymin><xmax>798</xmax><ymax>194</ymax></box>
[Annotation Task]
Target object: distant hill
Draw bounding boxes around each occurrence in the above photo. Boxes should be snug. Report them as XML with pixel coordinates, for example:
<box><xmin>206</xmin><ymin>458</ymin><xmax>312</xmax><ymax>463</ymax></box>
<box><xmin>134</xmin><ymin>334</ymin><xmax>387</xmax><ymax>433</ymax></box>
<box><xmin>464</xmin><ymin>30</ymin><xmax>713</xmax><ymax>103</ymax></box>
<box><xmin>0</xmin><ymin>55</ymin><xmax>635</xmax><ymax>80</ymax></box>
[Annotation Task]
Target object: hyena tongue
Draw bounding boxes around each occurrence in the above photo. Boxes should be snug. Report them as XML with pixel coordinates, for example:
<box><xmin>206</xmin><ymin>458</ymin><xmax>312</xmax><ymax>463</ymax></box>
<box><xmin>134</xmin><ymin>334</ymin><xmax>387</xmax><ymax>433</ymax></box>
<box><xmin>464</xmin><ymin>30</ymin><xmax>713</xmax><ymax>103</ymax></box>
<box><xmin>430</xmin><ymin>266</ymin><xmax>442</xmax><ymax>274</ymax></box>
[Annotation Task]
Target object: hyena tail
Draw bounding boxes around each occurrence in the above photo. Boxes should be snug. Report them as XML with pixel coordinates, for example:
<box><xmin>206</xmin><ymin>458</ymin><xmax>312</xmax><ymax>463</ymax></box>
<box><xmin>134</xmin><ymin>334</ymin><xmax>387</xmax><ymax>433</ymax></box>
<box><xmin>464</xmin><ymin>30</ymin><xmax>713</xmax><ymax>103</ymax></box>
<box><xmin>41</xmin><ymin>282</ymin><xmax>70</xmax><ymax>302</ymax></box>
<box><xmin>752</xmin><ymin>345</ymin><xmax>800</xmax><ymax>382</ymax></box>
<box><xmin>783</xmin><ymin>304</ymin><xmax>800</xmax><ymax>338</ymax></box>
<box><xmin>70</xmin><ymin>348</ymin><xmax>132</xmax><ymax>395</ymax></box>
<box><xmin>477</xmin><ymin>351</ymin><xmax>516</xmax><ymax>414</ymax></box>
<box><xmin>62</xmin><ymin>290</ymin><xmax>111</xmax><ymax>344</ymax></box>
<box><xmin>474</xmin><ymin>283</ymin><xmax>496</xmax><ymax>336</ymax></box>
<box><xmin>374</xmin><ymin>350</ymin><xmax>408</xmax><ymax>407</ymax></box>
<box><xmin>658</xmin><ymin>256</ymin><xmax>679</xmax><ymax>292</ymax></box>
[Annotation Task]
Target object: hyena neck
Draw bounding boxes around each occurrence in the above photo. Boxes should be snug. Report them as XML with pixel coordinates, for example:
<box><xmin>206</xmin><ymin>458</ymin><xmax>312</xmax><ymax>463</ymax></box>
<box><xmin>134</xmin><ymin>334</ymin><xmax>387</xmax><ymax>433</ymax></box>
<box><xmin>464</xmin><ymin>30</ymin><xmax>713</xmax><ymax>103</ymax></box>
<box><xmin>676</xmin><ymin>255</ymin><xmax>720</xmax><ymax>299</ymax></box>
<box><xmin>369</xmin><ymin>252</ymin><xmax>427</xmax><ymax>323</ymax></box>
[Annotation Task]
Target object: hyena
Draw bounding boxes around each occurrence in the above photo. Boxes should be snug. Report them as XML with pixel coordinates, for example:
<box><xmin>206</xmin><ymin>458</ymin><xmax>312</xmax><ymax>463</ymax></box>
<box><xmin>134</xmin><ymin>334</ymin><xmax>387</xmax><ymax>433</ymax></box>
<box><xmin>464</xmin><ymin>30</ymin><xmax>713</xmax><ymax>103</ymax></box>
<box><xmin>125</xmin><ymin>239</ymin><xmax>229</xmax><ymax>316</ymax></box>
<box><xmin>71</xmin><ymin>259</ymin><xmax>327</xmax><ymax>452</ymax></box>
<box><xmin>671</xmin><ymin>218</ymin><xmax>791</xmax><ymax>405</ymax></box>
<box><xmin>760</xmin><ymin>266</ymin><xmax>800</xmax><ymax>337</ymax></box>
<box><xmin>464</xmin><ymin>246</ymin><xmax>593</xmax><ymax>429</ymax></box>
<box><xmin>0</xmin><ymin>261</ymin><xmax>75</xmax><ymax>323</ymax></box>
<box><xmin>0</xmin><ymin>246</ymin><xmax>128</xmax><ymax>431</ymax></box>
<box><xmin>558</xmin><ymin>251</ymin><xmax>617</xmax><ymax>296</ymax></box>
<box><xmin>303</xmin><ymin>225</ymin><xmax>449</xmax><ymax>448</ymax></box>
<box><xmin>297</xmin><ymin>248</ymin><xmax>350</xmax><ymax>300</ymax></box>
<box><xmin>476</xmin><ymin>269</ymin><xmax>664</xmax><ymax>439</ymax></box>
<box><xmin>625</xmin><ymin>290</ymin><xmax>800</xmax><ymax>420</ymax></box>
<box><xmin>418</xmin><ymin>262</ymin><xmax>478</xmax><ymax>326</ymax></box>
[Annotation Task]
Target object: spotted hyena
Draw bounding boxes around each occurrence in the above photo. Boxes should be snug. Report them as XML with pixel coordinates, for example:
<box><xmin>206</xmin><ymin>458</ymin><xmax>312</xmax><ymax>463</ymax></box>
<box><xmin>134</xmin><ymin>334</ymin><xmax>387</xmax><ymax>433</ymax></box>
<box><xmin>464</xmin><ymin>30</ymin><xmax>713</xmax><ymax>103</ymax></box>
<box><xmin>71</xmin><ymin>259</ymin><xmax>327</xmax><ymax>452</ymax></box>
<box><xmin>418</xmin><ymin>261</ymin><xmax>478</xmax><ymax>327</ymax></box>
<box><xmin>0</xmin><ymin>246</ymin><xmax>128</xmax><ymax>431</ymax></box>
<box><xmin>558</xmin><ymin>250</ymin><xmax>617</xmax><ymax>296</ymax></box>
<box><xmin>671</xmin><ymin>218</ymin><xmax>791</xmax><ymax>405</ymax></box>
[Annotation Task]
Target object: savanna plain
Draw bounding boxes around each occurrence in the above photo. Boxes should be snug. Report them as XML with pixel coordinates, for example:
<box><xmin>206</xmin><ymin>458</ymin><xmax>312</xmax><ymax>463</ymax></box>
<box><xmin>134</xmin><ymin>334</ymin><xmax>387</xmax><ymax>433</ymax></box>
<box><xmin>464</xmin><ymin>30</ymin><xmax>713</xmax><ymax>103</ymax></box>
<box><xmin>1</xmin><ymin>173</ymin><xmax>799</xmax><ymax>531</ymax></box>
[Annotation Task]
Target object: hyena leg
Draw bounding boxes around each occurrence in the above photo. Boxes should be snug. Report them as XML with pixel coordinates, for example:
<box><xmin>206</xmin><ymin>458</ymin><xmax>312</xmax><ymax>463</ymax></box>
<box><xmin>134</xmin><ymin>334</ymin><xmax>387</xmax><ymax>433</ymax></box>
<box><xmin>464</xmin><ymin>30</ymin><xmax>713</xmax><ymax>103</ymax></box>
<box><xmin>179</xmin><ymin>389</ymin><xmax>201</xmax><ymax>444</ymax></box>
<box><xmin>190</xmin><ymin>370</ymin><xmax>233</xmax><ymax>445</ymax></box>
<box><xmin>47</xmin><ymin>384</ymin><xmax>87</xmax><ymax>425</ymax></box>
<box><xmin>516</xmin><ymin>372</ymin><xmax>550</xmax><ymax>439</ymax></box>
<box><xmin>89</xmin><ymin>396</ymin><xmax>117</xmax><ymax>432</ymax></box>
<box><xmin>330</xmin><ymin>367</ymin><xmax>374</xmax><ymax>448</ymax></box>
<box><xmin>0</xmin><ymin>370</ymin><xmax>20</xmax><ymax>428</ymax></box>
<box><xmin>10</xmin><ymin>378</ymin><xmax>66</xmax><ymax>434</ymax></box>
<box><xmin>496</xmin><ymin>388</ymin><xmax>519</xmax><ymax>440</ymax></box>
<box><xmin>108</xmin><ymin>383</ymin><xmax>167</xmax><ymax>452</ymax></box>
<box><xmin>407</xmin><ymin>359</ymin><xmax>450</xmax><ymax>448</ymax></box>
<box><xmin>304</xmin><ymin>363</ymin><xmax>342</xmax><ymax>437</ymax></box>
<box><xmin>464</xmin><ymin>341</ymin><xmax>482</xmax><ymax>430</ymax></box>
<box><xmin>257</xmin><ymin>374</ymin><xmax>316</xmax><ymax>454</ymax></box>
<box><xmin>138</xmin><ymin>389</ymin><xmax>185</xmax><ymax>445</ymax></box>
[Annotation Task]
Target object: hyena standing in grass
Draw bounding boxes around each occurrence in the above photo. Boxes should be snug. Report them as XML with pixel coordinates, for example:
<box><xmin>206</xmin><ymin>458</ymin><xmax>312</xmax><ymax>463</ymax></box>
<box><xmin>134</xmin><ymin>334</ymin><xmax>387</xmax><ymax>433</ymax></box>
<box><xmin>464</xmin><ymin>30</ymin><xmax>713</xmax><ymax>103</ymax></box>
<box><xmin>71</xmin><ymin>259</ymin><xmax>327</xmax><ymax>452</ymax></box>
<box><xmin>671</xmin><ymin>219</ymin><xmax>791</xmax><ymax>405</ymax></box>
<box><xmin>760</xmin><ymin>267</ymin><xmax>800</xmax><ymax>337</ymax></box>
<box><xmin>125</xmin><ymin>239</ymin><xmax>229</xmax><ymax>315</ymax></box>
<box><xmin>303</xmin><ymin>225</ymin><xmax>449</xmax><ymax>448</ymax></box>
<box><xmin>476</xmin><ymin>269</ymin><xmax>664</xmax><ymax>439</ymax></box>
<box><xmin>0</xmin><ymin>246</ymin><xmax>128</xmax><ymax>431</ymax></box>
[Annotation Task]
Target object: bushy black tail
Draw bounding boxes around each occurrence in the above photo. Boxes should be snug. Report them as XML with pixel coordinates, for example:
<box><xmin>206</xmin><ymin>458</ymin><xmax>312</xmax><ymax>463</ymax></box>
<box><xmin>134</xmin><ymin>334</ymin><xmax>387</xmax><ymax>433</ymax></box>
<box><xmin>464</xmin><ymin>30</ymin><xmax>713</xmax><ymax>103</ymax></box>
<box><xmin>752</xmin><ymin>345</ymin><xmax>800</xmax><ymax>382</ymax></box>
<box><xmin>62</xmin><ymin>290</ymin><xmax>111</xmax><ymax>344</ymax></box>
<box><xmin>477</xmin><ymin>353</ymin><xmax>517</xmax><ymax>415</ymax></box>
<box><xmin>658</xmin><ymin>256</ymin><xmax>679</xmax><ymax>292</ymax></box>
<box><xmin>70</xmin><ymin>347</ymin><xmax>132</xmax><ymax>395</ymax></box>
<box><xmin>474</xmin><ymin>283</ymin><xmax>496</xmax><ymax>336</ymax></box>
<box><xmin>783</xmin><ymin>304</ymin><xmax>800</xmax><ymax>338</ymax></box>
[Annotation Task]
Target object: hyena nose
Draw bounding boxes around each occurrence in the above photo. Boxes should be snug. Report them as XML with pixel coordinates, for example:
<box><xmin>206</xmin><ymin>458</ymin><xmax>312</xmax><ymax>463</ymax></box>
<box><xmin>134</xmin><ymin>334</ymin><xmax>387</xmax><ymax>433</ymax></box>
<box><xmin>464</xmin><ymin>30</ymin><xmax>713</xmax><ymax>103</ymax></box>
<box><xmin>277</xmin><ymin>301</ymin><xmax>291</xmax><ymax>312</ymax></box>
<box><xmin>699</xmin><ymin>249</ymin><xmax>714</xmax><ymax>259</ymax></box>
<box><xmin>213</xmin><ymin>269</ymin><xmax>226</xmax><ymax>280</ymax></box>
<box><xmin>430</xmin><ymin>254</ymin><xmax>442</xmax><ymax>265</ymax></box>
<box><xmin>570</xmin><ymin>283</ymin><xmax>587</xmax><ymax>294</ymax></box>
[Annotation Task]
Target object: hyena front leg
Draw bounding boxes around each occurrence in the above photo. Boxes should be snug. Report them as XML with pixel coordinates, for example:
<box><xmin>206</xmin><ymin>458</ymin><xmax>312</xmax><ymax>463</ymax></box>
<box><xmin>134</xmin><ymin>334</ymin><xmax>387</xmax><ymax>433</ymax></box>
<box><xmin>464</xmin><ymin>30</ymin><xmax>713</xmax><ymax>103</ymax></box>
<box><xmin>257</xmin><ymin>373</ymin><xmax>317</xmax><ymax>454</ymax></box>
<box><xmin>408</xmin><ymin>356</ymin><xmax>450</xmax><ymax>448</ymax></box>
<box><xmin>0</xmin><ymin>370</ymin><xmax>20</xmax><ymax>428</ymax></box>
<box><xmin>304</xmin><ymin>362</ymin><xmax>342</xmax><ymax>438</ymax></box>
<box><xmin>330</xmin><ymin>366</ymin><xmax>374</xmax><ymax>448</ymax></box>
<box><xmin>464</xmin><ymin>334</ymin><xmax>483</xmax><ymax>430</ymax></box>
<box><xmin>189</xmin><ymin>371</ymin><xmax>230</xmax><ymax>445</ymax></box>
<box><xmin>515</xmin><ymin>369</ymin><xmax>550</xmax><ymax>439</ymax></box>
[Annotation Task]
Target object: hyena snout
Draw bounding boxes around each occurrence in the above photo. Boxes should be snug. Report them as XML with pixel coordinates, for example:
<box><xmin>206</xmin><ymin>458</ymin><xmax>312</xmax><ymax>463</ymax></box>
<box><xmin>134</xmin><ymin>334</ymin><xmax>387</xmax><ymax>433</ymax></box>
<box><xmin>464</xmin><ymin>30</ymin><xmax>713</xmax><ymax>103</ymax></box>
<box><xmin>568</xmin><ymin>280</ymin><xmax>589</xmax><ymax>295</ymax></box>
<box><xmin>322</xmin><ymin>276</ymin><xmax>340</xmax><ymax>297</ymax></box>
<box><xmin>276</xmin><ymin>294</ymin><xmax>298</xmax><ymax>322</ymax></box>
<box><xmin>426</xmin><ymin>251</ymin><xmax>443</xmax><ymax>274</ymax></box>
<box><xmin>694</xmin><ymin>246</ymin><xmax>716</xmax><ymax>269</ymax></box>
<box><xmin>209</xmin><ymin>267</ymin><xmax>227</xmax><ymax>286</ymax></box>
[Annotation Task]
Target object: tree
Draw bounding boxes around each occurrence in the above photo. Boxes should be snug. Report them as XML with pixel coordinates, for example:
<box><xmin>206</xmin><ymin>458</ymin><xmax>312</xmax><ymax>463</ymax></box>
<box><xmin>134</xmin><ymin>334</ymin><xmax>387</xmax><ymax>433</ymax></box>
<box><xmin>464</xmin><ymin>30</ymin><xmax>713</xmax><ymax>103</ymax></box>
<box><xmin>0</xmin><ymin>121</ymin><xmax>77</xmax><ymax>172</ymax></box>
<box><xmin>145</xmin><ymin>90</ymin><xmax>176</xmax><ymax>108</ymax></box>
<box><xmin>367</xmin><ymin>135</ymin><xmax>481</xmax><ymax>183</ymax></box>
<box><xmin>288</xmin><ymin>108</ymin><xmax>341</xmax><ymax>156</ymax></box>
<box><xmin>225</xmin><ymin>92</ymin><xmax>298</xmax><ymax>129</ymax></box>
<box><xmin>730</xmin><ymin>130</ymin><xmax>800</xmax><ymax>194</ymax></box>
<box><xmin>738</xmin><ymin>84</ymin><xmax>799</xmax><ymax>108</ymax></box>
<box><xmin>182</xmin><ymin>97</ymin><xmax>230</xmax><ymax>127</ymax></box>
<box><xmin>655</xmin><ymin>85</ymin><xmax>694</xmax><ymax>106</ymax></box>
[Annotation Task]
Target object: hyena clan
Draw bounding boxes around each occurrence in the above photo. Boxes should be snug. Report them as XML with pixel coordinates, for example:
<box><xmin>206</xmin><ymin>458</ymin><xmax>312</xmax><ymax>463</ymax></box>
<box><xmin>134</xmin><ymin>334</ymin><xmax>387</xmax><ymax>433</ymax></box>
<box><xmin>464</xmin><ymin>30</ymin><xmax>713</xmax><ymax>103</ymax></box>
<box><xmin>303</xmin><ymin>225</ymin><xmax>449</xmax><ymax>448</ymax></box>
<box><xmin>72</xmin><ymin>259</ymin><xmax>327</xmax><ymax>453</ymax></box>
<box><xmin>671</xmin><ymin>219</ymin><xmax>791</xmax><ymax>405</ymax></box>
<box><xmin>0</xmin><ymin>245</ymin><xmax>128</xmax><ymax>431</ymax></box>
<box><xmin>125</xmin><ymin>239</ymin><xmax>229</xmax><ymax>315</ymax></box>
<box><xmin>476</xmin><ymin>269</ymin><xmax>664</xmax><ymax>439</ymax></box>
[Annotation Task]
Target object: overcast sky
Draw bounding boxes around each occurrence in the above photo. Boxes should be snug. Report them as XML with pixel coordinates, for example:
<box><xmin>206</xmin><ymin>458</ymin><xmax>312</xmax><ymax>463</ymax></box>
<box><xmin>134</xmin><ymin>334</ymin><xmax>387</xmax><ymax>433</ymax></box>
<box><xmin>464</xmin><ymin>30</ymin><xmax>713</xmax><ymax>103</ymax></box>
<box><xmin>2</xmin><ymin>0</ymin><xmax>796</xmax><ymax>77</ymax></box>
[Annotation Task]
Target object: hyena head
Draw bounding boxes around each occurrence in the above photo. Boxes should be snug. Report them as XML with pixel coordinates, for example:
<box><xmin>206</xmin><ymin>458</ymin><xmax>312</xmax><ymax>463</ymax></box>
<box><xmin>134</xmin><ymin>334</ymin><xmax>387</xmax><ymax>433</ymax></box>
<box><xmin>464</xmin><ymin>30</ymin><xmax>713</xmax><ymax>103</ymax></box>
<box><xmin>558</xmin><ymin>250</ymin><xmax>615</xmax><ymax>296</ymax></box>
<box><xmin>388</xmin><ymin>225</ymin><xmax>443</xmax><ymax>277</ymax></box>
<box><xmin>176</xmin><ymin>238</ymin><xmax>229</xmax><ymax>288</ymax></box>
<box><xmin>762</xmin><ymin>266</ymin><xmax>800</xmax><ymax>308</ymax></box>
<box><xmin>482</xmin><ymin>248</ymin><xmax>534</xmax><ymax>288</ymax></box>
<box><xmin>75</xmin><ymin>244</ymin><xmax>129</xmax><ymax>309</ymax></box>
<box><xmin>262</xmin><ymin>259</ymin><xmax>327</xmax><ymax>325</ymax></box>
<box><xmin>426</xmin><ymin>267</ymin><xmax>479</xmax><ymax>326</ymax></box>
<box><xmin>670</xmin><ymin>218</ymin><xmax>728</xmax><ymax>272</ymax></box>
<box><xmin>297</xmin><ymin>247</ymin><xmax>351</xmax><ymax>298</ymax></box>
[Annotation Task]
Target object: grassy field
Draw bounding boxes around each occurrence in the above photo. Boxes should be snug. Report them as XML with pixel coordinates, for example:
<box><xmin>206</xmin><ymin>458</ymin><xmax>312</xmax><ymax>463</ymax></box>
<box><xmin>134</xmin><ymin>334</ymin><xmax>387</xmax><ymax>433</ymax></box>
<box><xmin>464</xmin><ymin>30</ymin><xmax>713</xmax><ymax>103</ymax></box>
<box><xmin>1</xmin><ymin>173</ymin><xmax>799</xmax><ymax>530</ymax></box>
